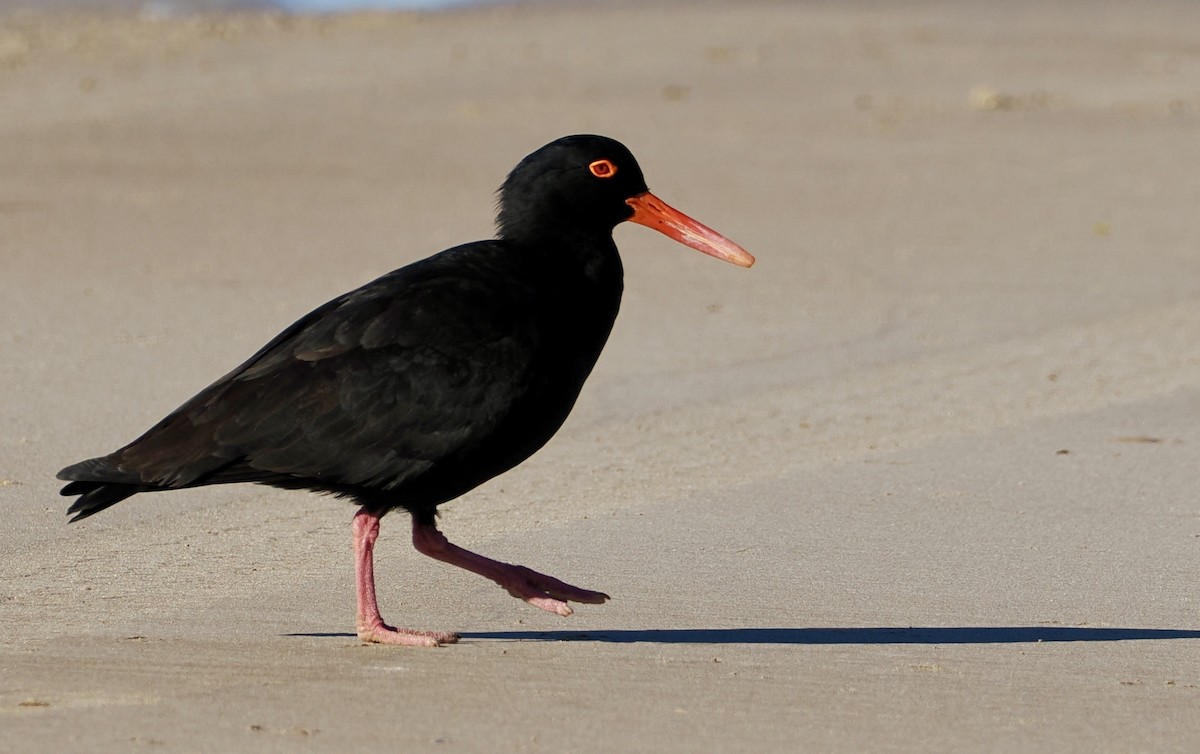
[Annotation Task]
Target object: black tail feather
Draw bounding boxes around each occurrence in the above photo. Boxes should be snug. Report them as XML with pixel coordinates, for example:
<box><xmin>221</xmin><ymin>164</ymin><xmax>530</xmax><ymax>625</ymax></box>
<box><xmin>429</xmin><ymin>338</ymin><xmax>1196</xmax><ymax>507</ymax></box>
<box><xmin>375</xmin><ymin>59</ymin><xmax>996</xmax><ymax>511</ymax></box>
<box><xmin>63</xmin><ymin>481</ymin><xmax>147</xmax><ymax>522</ymax></box>
<box><xmin>57</xmin><ymin>454</ymin><xmax>264</xmax><ymax>521</ymax></box>
<box><xmin>56</xmin><ymin>457</ymin><xmax>141</xmax><ymax>486</ymax></box>
<box><xmin>58</xmin><ymin>456</ymin><xmax>150</xmax><ymax>522</ymax></box>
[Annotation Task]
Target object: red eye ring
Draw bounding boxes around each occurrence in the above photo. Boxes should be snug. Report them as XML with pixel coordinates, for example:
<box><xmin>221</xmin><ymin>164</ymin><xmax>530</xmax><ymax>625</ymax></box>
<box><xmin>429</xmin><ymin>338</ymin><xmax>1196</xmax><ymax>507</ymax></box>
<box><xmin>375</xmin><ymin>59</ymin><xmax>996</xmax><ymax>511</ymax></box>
<box><xmin>588</xmin><ymin>159</ymin><xmax>617</xmax><ymax>179</ymax></box>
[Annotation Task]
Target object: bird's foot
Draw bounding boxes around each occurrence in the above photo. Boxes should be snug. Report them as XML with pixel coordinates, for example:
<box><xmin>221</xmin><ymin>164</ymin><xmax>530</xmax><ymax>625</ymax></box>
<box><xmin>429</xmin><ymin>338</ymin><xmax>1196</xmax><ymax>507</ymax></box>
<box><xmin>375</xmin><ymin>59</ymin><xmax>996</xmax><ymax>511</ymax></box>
<box><xmin>357</xmin><ymin>620</ymin><xmax>460</xmax><ymax>647</ymax></box>
<box><xmin>497</xmin><ymin>565</ymin><xmax>610</xmax><ymax>617</ymax></box>
<box><xmin>411</xmin><ymin>519</ymin><xmax>610</xmax><ymax>617</ymax></box>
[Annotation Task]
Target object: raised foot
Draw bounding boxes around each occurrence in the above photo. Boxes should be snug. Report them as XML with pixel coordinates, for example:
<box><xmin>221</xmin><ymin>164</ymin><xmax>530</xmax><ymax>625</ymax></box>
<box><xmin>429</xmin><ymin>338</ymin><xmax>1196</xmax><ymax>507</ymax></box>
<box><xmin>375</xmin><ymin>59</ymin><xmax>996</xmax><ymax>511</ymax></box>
<box><xmin>502</xmin><ymin>565</ymin><xmax>610</xmax><ymax>617</ymax></box>
<box><xmin>358</xmin><ymin>623</ymin><xmax>460</xmax><ymax>647</ymax></box>
<box><xmin>409</xmin><ymin>519</ymin><xmax>611</xmax><ymax>619</ymax></box>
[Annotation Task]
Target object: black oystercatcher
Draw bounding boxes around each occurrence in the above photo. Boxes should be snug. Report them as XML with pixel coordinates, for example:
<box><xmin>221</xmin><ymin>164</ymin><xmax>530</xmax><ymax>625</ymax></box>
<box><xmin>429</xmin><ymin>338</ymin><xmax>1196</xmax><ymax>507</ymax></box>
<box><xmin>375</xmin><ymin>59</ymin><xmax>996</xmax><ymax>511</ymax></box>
<box><xmin>58</xmin><ymin>135</ymin><xmax>754</xmax><ymax>646</ymax></box>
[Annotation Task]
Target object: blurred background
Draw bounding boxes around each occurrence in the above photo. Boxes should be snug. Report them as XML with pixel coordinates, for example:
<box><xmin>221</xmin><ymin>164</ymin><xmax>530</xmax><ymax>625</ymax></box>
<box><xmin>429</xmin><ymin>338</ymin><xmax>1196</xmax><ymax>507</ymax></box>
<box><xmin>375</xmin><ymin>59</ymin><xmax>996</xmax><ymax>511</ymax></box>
<box><xmin>0</xmin><ymin>0</ymin><xmax>515</xmax><ymax>14</ymax></box>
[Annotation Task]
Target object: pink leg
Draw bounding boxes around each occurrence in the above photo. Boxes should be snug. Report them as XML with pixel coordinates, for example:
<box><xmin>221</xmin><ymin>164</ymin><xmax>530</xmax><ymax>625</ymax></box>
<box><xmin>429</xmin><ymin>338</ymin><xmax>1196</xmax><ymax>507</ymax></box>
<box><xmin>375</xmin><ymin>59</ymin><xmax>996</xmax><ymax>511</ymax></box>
<box><xmin>412</xmin><ymin>519</ymin><xmax>609</xmax><ymax>617</ymax></box>
<box><xmin>353</xmin><ymin>508</ymin><xmax>459</xmax><ymax>646</ymax></box>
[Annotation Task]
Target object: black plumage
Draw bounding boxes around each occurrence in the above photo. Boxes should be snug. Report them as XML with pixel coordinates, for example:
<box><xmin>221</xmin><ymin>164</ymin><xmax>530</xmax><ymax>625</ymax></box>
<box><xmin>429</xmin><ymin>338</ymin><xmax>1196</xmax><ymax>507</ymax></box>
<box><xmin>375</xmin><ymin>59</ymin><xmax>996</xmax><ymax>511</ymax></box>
<box><xmin>58</xmin><ymin>135</ymin><xmax>753</xmax><ymax>646</ymax></box>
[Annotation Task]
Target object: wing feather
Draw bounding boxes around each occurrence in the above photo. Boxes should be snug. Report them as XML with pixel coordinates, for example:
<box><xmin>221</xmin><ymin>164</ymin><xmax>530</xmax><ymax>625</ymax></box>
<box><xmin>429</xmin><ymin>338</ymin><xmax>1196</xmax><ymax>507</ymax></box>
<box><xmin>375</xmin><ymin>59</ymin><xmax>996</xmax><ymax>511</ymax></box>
<box><xmin>106</xmin><ymin>243</ymin><xmax>544</xmax><ymax>492</ymax></box>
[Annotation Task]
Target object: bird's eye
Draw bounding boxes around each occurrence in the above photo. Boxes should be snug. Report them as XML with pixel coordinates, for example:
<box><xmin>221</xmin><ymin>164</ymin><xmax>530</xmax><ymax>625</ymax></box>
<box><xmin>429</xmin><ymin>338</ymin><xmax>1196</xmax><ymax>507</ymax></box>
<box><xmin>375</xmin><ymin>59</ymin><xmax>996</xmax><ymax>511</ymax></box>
<box><xmin>588</xmin><ymin>159</ymin><xmax>617</xmax><ymax>179</ymax></box>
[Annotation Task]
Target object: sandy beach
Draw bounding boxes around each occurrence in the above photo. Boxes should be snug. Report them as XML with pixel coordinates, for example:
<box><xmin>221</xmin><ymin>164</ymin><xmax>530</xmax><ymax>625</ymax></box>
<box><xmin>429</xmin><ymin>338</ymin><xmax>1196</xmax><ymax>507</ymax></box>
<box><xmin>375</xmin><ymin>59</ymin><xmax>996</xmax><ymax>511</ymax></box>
<box><xmin>3</xmin><ymin>1</ymin><xmax>1200</xmax><ymax>750</ymax></box>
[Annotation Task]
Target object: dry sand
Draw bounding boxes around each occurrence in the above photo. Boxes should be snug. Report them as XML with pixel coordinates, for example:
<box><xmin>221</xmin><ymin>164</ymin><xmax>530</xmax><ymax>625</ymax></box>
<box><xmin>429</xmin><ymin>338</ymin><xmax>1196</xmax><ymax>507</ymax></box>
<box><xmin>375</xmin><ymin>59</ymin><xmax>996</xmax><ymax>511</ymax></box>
<box><xmin>3</xmin><ymin>1</ymin><xmax>1200</xmax><ymax>751</ymax></box>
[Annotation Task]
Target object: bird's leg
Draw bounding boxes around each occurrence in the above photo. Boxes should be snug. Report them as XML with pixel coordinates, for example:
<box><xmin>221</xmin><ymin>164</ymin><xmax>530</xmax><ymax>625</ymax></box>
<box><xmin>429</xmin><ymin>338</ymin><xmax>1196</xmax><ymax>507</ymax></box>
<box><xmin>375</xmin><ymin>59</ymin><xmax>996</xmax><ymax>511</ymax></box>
<box><xmin>353</xmin><ymin>507</ymin><xmax>459</xmax><ymax>646</ymax></box>
<box><xmin>411</xmin><ymin>518</ymin><xmax>609</xmax><ymax>617</ymax></box>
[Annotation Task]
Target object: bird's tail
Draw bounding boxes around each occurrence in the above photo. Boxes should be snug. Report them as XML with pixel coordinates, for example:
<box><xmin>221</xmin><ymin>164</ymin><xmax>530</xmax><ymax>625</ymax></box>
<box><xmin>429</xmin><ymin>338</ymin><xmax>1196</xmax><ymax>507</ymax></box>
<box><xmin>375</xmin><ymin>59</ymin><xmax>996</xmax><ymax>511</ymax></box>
<box><xmin>57</xmin><ymin>458</ymin><xmax>150</xmax><ymax>522</ymax></box>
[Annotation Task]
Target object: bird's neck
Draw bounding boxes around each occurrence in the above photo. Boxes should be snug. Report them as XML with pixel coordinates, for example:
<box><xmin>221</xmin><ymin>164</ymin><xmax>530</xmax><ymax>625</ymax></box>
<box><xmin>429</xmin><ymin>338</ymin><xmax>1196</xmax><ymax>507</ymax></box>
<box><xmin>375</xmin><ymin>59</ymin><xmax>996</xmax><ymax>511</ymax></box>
<box><xmin>500</xmin><ymin>225</ymin><xmax>622</xmax><ymax>287</ymax></box>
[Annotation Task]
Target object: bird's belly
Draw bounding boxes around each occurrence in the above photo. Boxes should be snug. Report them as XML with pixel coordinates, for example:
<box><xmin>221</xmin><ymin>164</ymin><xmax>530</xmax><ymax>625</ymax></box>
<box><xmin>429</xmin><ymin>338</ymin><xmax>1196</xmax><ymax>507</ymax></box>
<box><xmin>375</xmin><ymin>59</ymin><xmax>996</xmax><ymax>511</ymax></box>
<box><xmin>380</xmin><ymin>350</ymin><xmax>599</xmax><ymax>515</ymax></box>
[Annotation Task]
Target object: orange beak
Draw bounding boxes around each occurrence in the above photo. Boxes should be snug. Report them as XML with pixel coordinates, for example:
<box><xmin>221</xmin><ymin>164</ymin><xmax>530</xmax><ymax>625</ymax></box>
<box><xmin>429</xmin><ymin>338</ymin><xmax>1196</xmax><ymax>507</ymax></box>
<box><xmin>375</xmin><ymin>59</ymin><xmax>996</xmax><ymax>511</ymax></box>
<box><xmin>625</xmin><ymin>192</ymin><xmax>755</xmax><ymax>268</ymax></box>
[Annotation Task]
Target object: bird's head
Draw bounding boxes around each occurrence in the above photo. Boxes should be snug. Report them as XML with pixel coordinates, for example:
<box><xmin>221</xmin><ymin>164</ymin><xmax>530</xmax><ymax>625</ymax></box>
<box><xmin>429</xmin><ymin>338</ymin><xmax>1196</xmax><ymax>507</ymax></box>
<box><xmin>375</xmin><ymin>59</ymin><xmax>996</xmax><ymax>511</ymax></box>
<box><xmin>497</xmin><ymin>135</ymin><xmax>754</xmax><ymax>268</ymax></box>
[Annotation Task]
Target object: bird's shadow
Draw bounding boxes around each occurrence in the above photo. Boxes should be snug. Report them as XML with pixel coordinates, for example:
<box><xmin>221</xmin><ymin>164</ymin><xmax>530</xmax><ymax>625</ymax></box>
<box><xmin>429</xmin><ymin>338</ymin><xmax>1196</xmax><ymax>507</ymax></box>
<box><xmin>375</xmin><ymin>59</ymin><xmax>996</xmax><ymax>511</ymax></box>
<box><xmin>286</xmin><ymin>626</ymin><xmax>1200</xmax><ymax>645</ymax></box>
